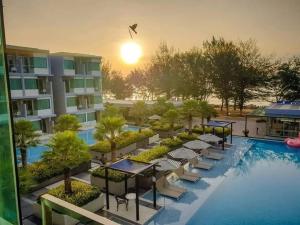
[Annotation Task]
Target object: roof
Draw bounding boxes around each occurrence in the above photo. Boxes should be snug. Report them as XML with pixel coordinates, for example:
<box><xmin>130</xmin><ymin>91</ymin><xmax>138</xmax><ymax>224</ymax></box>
<box><xmin>206</xmin><ymin>120</ymin><xmax>233</xmax><ymax>127</ymax></box>
<box><xmin>6</xmin><ymin>45</ymin><xmax>49</xmax><ymax>54</ymax></box>
<box><xmin>247</xmin><ymin>107</ymin><xmax>266</xmax><ymax>117</ymax></box>
<box><xmin>51</xmin><ymin>52</ymin><xmax>101</xmax><ymax>59</ymax></box>
<box><xmin>108</xmin><ymin>159</ymin><xmax>154</xmax><ymax>175</ymax></box>
<box><xmin>265</xmin><ymin>101</ymin><xmax>300</xmax><ymax>118</ymax></box>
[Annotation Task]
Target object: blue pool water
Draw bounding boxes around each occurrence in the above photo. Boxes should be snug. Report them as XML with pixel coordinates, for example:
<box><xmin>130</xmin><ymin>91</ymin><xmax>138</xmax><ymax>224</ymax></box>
<box><xmin>17</xmin><ymin>124</ymin><xmax>141</xmax><ymax>164</ymax></box>
<box><xmin>146</xmin><ymin>138</ymin><xmax>300</xmax><ymax>225</ymax></box>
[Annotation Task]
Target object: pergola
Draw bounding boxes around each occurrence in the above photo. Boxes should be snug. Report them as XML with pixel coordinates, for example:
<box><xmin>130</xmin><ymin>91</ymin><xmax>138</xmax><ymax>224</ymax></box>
<box><xmin>103</xmin><ymin>158</ymin><xmax>157</xmax><ymax>221</ymax></box>
<box><xmin>201</xmin><ymin>120</ymin><xmax>235</xmax><ymax>150</ymax></box>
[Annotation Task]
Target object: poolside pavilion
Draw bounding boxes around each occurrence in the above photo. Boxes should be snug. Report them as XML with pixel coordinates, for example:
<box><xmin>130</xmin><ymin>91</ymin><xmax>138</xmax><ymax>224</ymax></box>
<box><xmin>103</xmin><ymin>158</ymin><xmax>157</xmax><ymax>221</ymax></box>
<box><xmin>200</xmin><ymin>120</ymin><xmax>235</xmax><ymax>150</ymax></box>
<box><xmin>246</xmin><ymin>101</ymin><xmax>300</xmax><ymax>138</ymax></box>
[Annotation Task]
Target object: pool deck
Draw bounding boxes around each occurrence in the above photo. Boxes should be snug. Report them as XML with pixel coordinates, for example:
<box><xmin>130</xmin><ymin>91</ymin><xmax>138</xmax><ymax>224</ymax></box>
<box><xmin>145</xmin><ymin>137</ymin><xmax>252</xmax><ymax>225</ymax></box>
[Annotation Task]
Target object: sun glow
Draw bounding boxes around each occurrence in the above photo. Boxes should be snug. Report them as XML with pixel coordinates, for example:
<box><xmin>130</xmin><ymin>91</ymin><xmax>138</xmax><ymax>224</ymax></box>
<box><xmin>120</xmin><ymin>42</ymin><xmax>142</xmax><ymax>64</ymax></box>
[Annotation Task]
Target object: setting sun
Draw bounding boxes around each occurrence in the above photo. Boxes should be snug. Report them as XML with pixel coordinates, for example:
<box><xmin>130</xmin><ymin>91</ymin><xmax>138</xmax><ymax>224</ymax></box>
<box><xmin>120</xmin><ymin>42</ymin><xmax>142</xmax><ymax>64</ymax></box>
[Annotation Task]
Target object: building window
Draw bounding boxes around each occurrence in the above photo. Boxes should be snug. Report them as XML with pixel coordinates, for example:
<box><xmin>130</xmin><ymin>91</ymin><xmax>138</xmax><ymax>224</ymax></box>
<box><xmin>64</xmin><ymin>59</ymin><xmax>75</xmax><ymax>70</ymax></box>
<box><xmin>66</xmin><ymin>97</ymin><xmax>77</xmax><ymax>107</ymax></box>
<box><xmin>94</xmin><ymin>77</ymin><xmax>100</xmax><ymax>91</ymax></box>
<box><xmin>87</xmin><ymin>112</ymin><xmax>96</xmax><ymax>121</ymax></box>
<box><xmin>24</xmin><ymin>78</ymin><xmax>38</xmax><ymax>89</ymax></box>
<box><xmin>32</xmin><ymin>57</ymin><xmax>48</xmax><ymax>68</ymax></box>
<box><xmin>74</xmin><ymin>78</ymin><xmax>85</xmax><ymax>88</ymax></box>
<box><xmin>31</xmin><ymin>120</ymin><xmax>41</xmax><ymax>131</ymax></box>
<box><xmin>10</xmin><ymin>78</ymin><xmax>22</xmax><ymax>90</ymax></box>
<box><xmin>88</xmin><ymin>62</ymin><xmax>100</xmax><ymax>71</ymax></box>
<box><xmin>37</xmin><ymin>99</ymin><xmax>50</xmax><ymax>110</ymax></box>
<box><xmin>86</xmin><ymin>79</ymin><xmax>94</xmax><ymax>88</ymax></box>
<box><xmin>94</xmin><ymin>95</ymin><xmax>102</xmax><ymax>104</ymax></box>
<box><xmin>76</xmin><ymin>113</ymin><xmax>86</xmax><ymax>123</ymax></box>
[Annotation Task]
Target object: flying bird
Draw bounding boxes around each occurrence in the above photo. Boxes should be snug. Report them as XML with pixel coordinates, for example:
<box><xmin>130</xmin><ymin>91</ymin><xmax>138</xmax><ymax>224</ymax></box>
<box><xmin>128</xmin><ymin>24</ymin><xmax>138</xmax><ymax>39</ymax></box>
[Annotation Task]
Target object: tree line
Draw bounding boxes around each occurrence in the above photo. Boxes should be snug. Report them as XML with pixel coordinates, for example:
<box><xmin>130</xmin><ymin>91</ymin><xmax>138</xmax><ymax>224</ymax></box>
<box><xmin>102</xmin><ymin>37</ymin><xmax>300</xmax><ymax>115</ymax></box>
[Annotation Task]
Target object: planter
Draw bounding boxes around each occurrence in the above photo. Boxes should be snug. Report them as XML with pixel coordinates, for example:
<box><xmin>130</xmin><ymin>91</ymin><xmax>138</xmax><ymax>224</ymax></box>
<box><xmin>29</xmin><ymin>161</ymin><xmax>91</xmax><ymax>192</ymax></box>
<box><xmin>91</xmin><ymin>175</ymin><xmax>135</xmax><ymax>195</ymax></box>
<box><xmin>91</xmin><ymin>143</ymin><xmax>137</xmax><ymax>161</ymax></box>
<box><xmin>33</xmin><ymin>194</ymin><xmax>104</xmax><ymax>225</ymax></box>
<box><xmin>155</xmin><ymin>128</ymin><xmax>184</xmax><ymax>138</ymax></box>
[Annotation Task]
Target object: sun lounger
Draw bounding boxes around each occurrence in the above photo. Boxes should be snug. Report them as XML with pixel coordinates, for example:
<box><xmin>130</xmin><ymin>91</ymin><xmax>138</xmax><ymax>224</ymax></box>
<box><xmin>174</xmin><ymin>166</ymin><xmax>201</xmax><ymax>182</ymax></box>
<box><xmin>189</xmin><ymin>157</ymin><xmax>213</xmax><ymax>170</ymax></box>
<box><xmin>201</xmin><ymin>149</ymin><xmax>224</xmax><ymax>160</ymax></box>
<box><xmin>156</xmin><ymin>176</ymin><xmax>186</xmax><ymax>200</ymax></box>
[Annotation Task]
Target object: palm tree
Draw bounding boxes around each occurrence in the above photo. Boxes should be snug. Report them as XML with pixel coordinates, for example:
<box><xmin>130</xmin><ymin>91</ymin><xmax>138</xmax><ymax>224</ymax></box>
<box><xmin>94</xmin><ymin>116</ymin><xmax>125</xmax><ymax>162</ymax></box>
<box><xmin>180</xmin><ymin>100</ymin><xmax>201</xmax><ymax>135</ymax></box>
<box><xmin>199</xmin><ymin>101</ymin><xmax>217</xmax><ymax>124</ymax></box>
<box><xmin>14</xmin><ymin>120</ymin><xmax>40</xmax><ymax>168</ymax></box>
<box><xmin>163</xmin><ymin>109</ymin><xmax>180</xmax><ymax>135</ymax></box>
<box><xmin>129</xmin><ymin>101</ymin><xmax>148</xmax><ymax>127</ymax></box>
<box><xmin>54</xmin><ymin>114</ymin><xmax>81</xmax><ymax>132</ymax></box>
<box><xmin>44</xmin><ymin>131</ymin><xmax>90</xmax><ymax>194</ymax></box>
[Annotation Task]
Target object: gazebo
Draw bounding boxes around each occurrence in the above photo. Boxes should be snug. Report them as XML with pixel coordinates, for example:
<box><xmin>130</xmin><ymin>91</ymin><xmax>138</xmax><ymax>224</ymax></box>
<box><xmin>103</xmin><ymin>158</ymin><xmax>157</xmax><ymax>221</ymax></box>
<box><xmin>201</xmin><ymin>120</ymin><xmax>235</xmax><ymax>150</ymax></box>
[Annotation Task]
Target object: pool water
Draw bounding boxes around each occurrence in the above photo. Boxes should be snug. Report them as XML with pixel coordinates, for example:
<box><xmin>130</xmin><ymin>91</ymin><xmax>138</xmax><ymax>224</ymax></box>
<box><xmin>17</xmin><ymin>124</ymin><xmax>142</xmax><ymax>164</ymax></box>
<box><xmin>187</xmin><ymin>139</ymin><xmax>300</xmax><ymax>225</ymax></box>
<box><xmin>146</xmin><ymin>138</ymin><xmax>300</xmax><ymax>225</ymax></box>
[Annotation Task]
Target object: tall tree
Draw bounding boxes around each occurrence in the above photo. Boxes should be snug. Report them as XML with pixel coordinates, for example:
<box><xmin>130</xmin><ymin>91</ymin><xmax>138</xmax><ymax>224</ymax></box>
<box><xmin>267</xmin><ymin>57</ymin><xmax>300</xmax><ymax>101</ymax></box>
<box><xmin>203</xmin><ymin>37</ymin><xmax>240</xmax><ymax>115</ymax></box>
<box><xmin>102</xmin><ymin>103</ymin><xmax>122</xmax><ymax>118</ymax></box>
<box><xmin>129</xmin><ymin>101</ymin><xmax>149</xmax><ymax>126</ymax></box>
<box><xmin>109</xmin><ymin>71</ymin><xmax>133</xmax><ymax>99</ymax></box>
<box><xmin>151</xmin><ymin>97</ymin><xmax>175</xmax><ymax>116</ymax></box>
<box><xmin>54</xmin><ymin>114</ymin><xmax>81</xmax><ymax>132</ymax></box>
<box><xmin>94</xmin><ymin>116</ymin><xmax>125</xmax><ymax>162</ymax></box>
<box><xmin>44</xmin><ymin>131</ymin><xmax>90</xmax><ymax>194</ymax></box>
<box><xmin>199</xmin><ymin>101</ymin><xmax>217</xmax><ymax>124</ymax></box>
<box><xmin>180</xmin><ymin>100</ymin><xmax>201</xmax><ymax>135</ymax></box>
<box><xmin>14</xmin><ymin>120</ymin><xmax>40</xmax><ymax>168</ymax></box>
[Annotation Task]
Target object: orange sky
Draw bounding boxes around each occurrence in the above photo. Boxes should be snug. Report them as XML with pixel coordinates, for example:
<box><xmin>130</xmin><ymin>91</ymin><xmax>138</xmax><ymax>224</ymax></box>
<box><xmin>4</xmin><ymin>0</ymin><xmax>300</xmax><ymax>74</ymax></box>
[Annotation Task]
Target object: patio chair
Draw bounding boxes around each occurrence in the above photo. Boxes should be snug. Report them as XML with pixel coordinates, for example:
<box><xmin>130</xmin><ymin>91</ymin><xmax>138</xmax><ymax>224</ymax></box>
<box><xmin>173</xmin><ymin>166</ymin><xmax>201</xmax><ymax>182</ymax></box>
<box><xmin>156</xmin><ymin>176</ymin><xmax>186</xmax><ymax>200</ymax></box>
<box><xmin>189</xmin><ymin>157</ymin><xmax>213</xmax><ymax>170</ymax></box>
<box><xmin>201</xmin><ymin>149</ymin><xmax>224</xmax><ymax>160</ymax></box>
<box><xmin>115</xmin><ymin>194</ymin><xmax>128</xmax><ymax>211</ymax></box>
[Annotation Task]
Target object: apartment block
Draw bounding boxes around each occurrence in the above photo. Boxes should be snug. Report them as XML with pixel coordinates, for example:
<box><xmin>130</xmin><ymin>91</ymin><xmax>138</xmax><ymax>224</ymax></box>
<box><xmin>50</xmin><ymin>52</ymin><xmax>103</xmax><ymax>127</ymax></box>
<box><xmin>7</xmin><ymin>45</ymin><xmax>55</xmax><ymax>133</ymax></box>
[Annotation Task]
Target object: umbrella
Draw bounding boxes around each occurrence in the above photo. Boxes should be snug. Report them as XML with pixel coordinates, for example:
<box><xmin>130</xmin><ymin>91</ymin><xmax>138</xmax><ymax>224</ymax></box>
<box><xmin>198</xmin><ymin>134</ymin><xmax>222</xmax><ymax>143</ymax></box>
<box><xmin>150</xmin><ymin>158</ymin><xmax>180</xmax><ymax>171</ymax></box>
<box><xmin>148</xmin><ymin>114</ymin><xmax>161</xmax><ymax>120</ymax></box>
<box><xmin>168</xmin><ymin>147</ymin><xmax>198</xmax><ymax>159</ymax></box>
<box><xmin>183</xmin><ymin>140</ymin><xmax>211</xmax><ymax>150</ymax></box>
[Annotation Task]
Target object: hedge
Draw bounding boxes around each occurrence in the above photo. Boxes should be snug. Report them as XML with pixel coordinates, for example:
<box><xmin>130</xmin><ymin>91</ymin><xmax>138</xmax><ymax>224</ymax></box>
<box><xmin>192</xmin><ymin>125</ymin><xmax>231</xmax><ymax>136</ymax></box>
<box><xmin>131</xmin><ymin>145</ymin><xmax>170</xmax><ymax>163</ymax></box>
<box><xmin>48</xmin><ymin>180</ymin><xmax>101</xmax><ymax>206</ymax></box>
<box><xmin>91</xmin><ymin>168</ymin><xmax>126</xmax><ymax>182</ymax></box>
<box><xmin>177</xmin><ymin>132</ymin><xmax>198</xmax><ymax>141</ymax></box>
<box><xmin>160</xmin><ymin>137</ymin><xmax>183</xmax><ymax>148</ymax></box>
<box><xmin>151</xmin><ymin>121</ymin><xmax>183</xmax><ymax>132</ymax></box>
<box><xmin>90</xmin><ymin>129</ymin><xmax>155</xmax><ymax>153</ymax></box>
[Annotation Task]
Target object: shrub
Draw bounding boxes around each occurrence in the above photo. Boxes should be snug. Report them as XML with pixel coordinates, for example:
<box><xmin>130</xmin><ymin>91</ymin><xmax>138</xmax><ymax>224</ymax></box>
<box><xmin>48</xmin><ymin>180</ymin><xmax>101</xmax><ymax>207</ymax></box>
<box><xmin>27</xmin><ymin>161</ymin><xmax>64</xmax><ymax>182</ymax></box>
<box><xmin>151</xmin><ymin>121</ymin><xmax>183</xmax><ymax>132</ymax></box>
<box><xmin>131</xmin><ymin>146</ymin><xmax>169</xmax><ymax>162</ymax></box>
<box><xmin>214</xmin><ymin>127</ymin><xmax>231</xmax><ymax>136</ymax></box>
<box><xmin>192</xmin><ymin>126</ymin><xmax>213</xmax><ymax>134</ymax></box>
<box><xmin>90</xmin><ymin>129</ymin><xmax>155</xmax><ymax>153</ymax></box>
<box><xmin>18</xmin><ymin>168</ymin><xmax>36</xmax><ymax>194</ymax></box>
<box><xmin>160</xmin><ymin>137</ymin><xmax>183</xmax><ymax>148</ymax></box>
<box><xmin>91</xmin><ymin>168</ymin><xmax>125</xmax><ymax>182</ymax></box>
<box><xmin>177</xmin><ymin>132</ymin><xmax>198</xmax><ymax>141</ymax></box>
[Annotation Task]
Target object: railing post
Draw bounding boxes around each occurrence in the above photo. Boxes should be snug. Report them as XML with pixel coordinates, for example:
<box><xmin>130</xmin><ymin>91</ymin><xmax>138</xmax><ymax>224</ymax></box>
<box><xmin>41</xmin><ymin>199</ymin><xmax>52</xmax><ymax>225</ymax></box>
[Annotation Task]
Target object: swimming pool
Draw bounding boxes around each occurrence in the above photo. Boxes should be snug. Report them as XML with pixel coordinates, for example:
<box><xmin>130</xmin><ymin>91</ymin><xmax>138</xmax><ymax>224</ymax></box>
<box><xmin>145</xmin><ymin>137</ymin><xmax>300</xmax><ymax>225</ymax></box>
<box><xmin>17</xmin><ymin>124</ymin><xmax>142</xmax><ymax>164</ymax></box>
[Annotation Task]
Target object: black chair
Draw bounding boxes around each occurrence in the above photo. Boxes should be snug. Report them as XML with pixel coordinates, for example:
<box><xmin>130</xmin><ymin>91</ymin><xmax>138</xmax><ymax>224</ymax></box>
<box><xmin>115</xmin><ymin>194</ymin><xmax>128</xmax><ymax>211</ymax></box>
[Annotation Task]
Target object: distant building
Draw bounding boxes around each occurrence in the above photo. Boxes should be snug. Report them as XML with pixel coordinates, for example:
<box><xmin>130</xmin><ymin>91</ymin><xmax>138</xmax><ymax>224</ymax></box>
<box><xmin>50</xmin><ymin>52</ymin><xmax>103</xmax><ymax>128</ymax></box>
<box><xmin>246</xmin><ymin>101</ymin><xmax>300</xmax><ymax>137</ymax></box>
<box><xmin>7</xmin><ymin>45</ymin><xmax>55</xmax><ymax>133</ymax></box>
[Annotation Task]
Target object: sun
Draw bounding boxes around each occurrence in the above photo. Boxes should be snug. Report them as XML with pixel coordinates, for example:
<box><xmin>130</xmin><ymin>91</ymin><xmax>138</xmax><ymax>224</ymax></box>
<box><xmin>120</xmin><ymin>42</ymin><xmax>142</xmax><ymax>64</ymax></box>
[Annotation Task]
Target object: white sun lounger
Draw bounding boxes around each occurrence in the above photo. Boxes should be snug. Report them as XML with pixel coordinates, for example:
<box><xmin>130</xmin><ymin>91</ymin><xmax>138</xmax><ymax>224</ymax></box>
<box><xmin>189</xmin><ymin>157</ymin><xmax>213</xmax><ymax>170</ymax></box>
<box><xmin>156</xmin><ymin>176</ymin><xmax>186</xmax><ymax>199</ymax></box>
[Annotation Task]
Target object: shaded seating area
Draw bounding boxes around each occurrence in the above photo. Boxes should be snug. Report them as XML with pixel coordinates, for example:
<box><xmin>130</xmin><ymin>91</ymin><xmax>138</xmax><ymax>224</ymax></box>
<box><xmin>168</xmin><ymin>147</ymin><xmax>213</xmax><ymax>170</ymax></box>
<box><xmin>201</xmin><ymin>120</ymin><xmax>235</xmax><ymax>150</ymax></box>
<box><xmin>156</xmin><ymin>176</ymin><xmax>187</xmax><ymax>199</ymax></box>
<box><xmin>103</xmin><ymin>158</ymin><xmax>158</xmax><ymax>221</ymax></box>
<box><xmin>173</xmin><ymin>166</ymin><xmax>201</xmax><ymax>182</ymax></box>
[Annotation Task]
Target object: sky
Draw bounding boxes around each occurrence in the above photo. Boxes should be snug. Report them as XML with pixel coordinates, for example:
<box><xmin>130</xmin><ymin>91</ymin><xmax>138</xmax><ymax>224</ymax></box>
<box><xmin>4</xmin><ymin>0</ymin><xmax>300</xmax><ymax>74</ymax></box>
